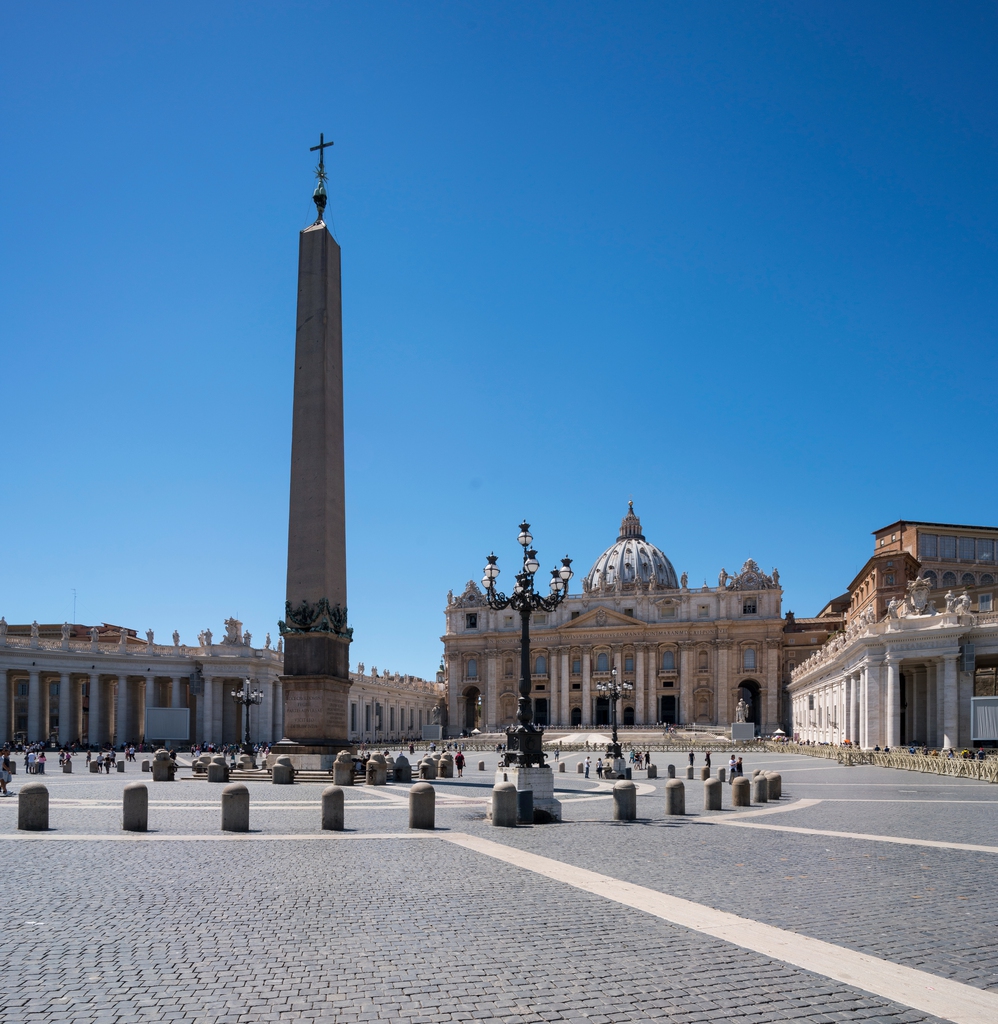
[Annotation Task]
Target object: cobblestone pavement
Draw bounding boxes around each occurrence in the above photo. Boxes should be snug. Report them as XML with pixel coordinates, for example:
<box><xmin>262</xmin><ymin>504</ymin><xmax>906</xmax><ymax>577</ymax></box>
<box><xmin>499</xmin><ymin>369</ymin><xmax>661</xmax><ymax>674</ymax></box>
<box><xmin>1</xmin><ymin>751</ymin><xmax>995</xmax><ymax>1023</ymax></box>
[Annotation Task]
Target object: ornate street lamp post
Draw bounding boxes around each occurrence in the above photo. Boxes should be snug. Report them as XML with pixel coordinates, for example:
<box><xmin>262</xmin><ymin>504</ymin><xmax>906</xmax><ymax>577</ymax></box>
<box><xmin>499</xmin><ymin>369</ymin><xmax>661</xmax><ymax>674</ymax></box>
<box><xmin>231</xmin><ymin>680</ymin><xmax>264</xmax><ymax>756</ymax></box>
<box><xmin>482</xmin><ymin>521</ymin><xmax>573</xmax><ymax>767</ymax></box>
<box><xmin>596</xmin><ymin>667</ymin><xmax>632</xmax><ymax>766</ymax></box>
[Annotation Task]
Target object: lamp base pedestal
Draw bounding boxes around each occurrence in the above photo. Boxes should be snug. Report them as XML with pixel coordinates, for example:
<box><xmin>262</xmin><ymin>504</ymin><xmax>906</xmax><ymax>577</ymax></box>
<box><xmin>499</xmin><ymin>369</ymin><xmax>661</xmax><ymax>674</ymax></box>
<box><xmin>489</xmin><ymin>764</ymin><xmax>561</xmax><ymax>822</ymax></box>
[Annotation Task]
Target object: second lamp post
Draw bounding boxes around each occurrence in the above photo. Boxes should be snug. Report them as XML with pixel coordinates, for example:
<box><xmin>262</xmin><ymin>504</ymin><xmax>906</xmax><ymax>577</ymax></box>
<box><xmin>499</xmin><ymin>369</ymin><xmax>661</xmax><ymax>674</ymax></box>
<box><xmin>596</xmin><ymin>667</ymin><xmax>632</xmax><ymax>767</ymax></box>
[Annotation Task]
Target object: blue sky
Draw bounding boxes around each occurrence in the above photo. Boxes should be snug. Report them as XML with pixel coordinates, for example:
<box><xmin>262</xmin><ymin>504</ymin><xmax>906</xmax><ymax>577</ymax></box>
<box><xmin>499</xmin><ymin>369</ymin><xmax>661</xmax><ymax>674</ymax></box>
<box><xmin>2</xmin><ymin>2</ymin><xmax>996</xmax><ymax>678</ymax></box>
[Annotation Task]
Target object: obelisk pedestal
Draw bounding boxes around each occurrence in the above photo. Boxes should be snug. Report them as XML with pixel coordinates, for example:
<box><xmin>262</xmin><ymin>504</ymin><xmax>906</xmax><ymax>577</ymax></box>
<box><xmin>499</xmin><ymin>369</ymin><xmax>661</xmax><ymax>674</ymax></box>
<box><xmin>275</xmin><ymin>182</ymin><xmax>353</xmax><ymax>770</ymax></box>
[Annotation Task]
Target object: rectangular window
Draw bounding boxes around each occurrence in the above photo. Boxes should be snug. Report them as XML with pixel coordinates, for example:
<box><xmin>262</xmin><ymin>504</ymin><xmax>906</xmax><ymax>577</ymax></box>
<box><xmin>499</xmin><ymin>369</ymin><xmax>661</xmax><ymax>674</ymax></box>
<box><xmin>742</xmin><ymin>598</ymin><xmax>757</xmax><ymax>615</ymax></box>
<box><xmin>959</xmin><ymin>537</ymin><xmax>976</xmax><ymax>560</ymax></box>
<box><xmin>571</xmin><ymin>682</ymin><xmax>581</xmax><ymax>690</ymax></box>
<box><xmin>661</xmin><ymin>605</ymin><xmax>676</xmax><ymax>618</ymax></box>
<box><xmin>534</xmin><ymin>684</ymin><xmax>545</xmax><ymax>691</ymax></box>
<box><xmin>418</xmin><ymin>709</ymin><xmax>423</xmax><ymax>729</ymax></box>
<box><xmin>919</xmin><ymin>533</ymin><xmax>937</xmax><ymax>558</ymax></box>
<box><xmin>884</xmin><ymin>574</ymin><xmax>895</xmax><ymax>585</ymax></box>
<box><xmin>697</xmin><ymin>604</ymin><xmax>709</xmax><ymax>618</ymax></box>
<box><xmin>465</xmin><ymin>613</ymin><xmax>478</xmax><ymax>629</ymax></box>
<box><xmin>624</xmin><ymin>608</ymin><xmax>634</xmax><ymax>617</ymax></box>
<box><xmin>570</xmin><ymin>611</ymin><xmax>580</xmax><ymax>620</ymax></box>
<box><xmin>571</xmin><ymin>658</ymin><xmax>581</xmax><ymax>675</ymax></box>
<box><xmin>365</xmin><ymin>705</ymin><xmax>371</xmax><ymax>732</ymax></box>
<box><xmin>624</xmin><ymin>655</ymin><xmax>634</xmax><ymax>672</ymax></box>
<box><xmin>808</xmin><ymin>695</ymin><xmax>814</xmax><ymax>710</ymax></box>
<box><xmin>980</xmin><ymin>594</ymin><xmax>993</xmax><ymax>612</ymax></box>
<box><xmin>939</xmin><ymin>535</ymin><xmax>957</xmax><ymax>559</ymax></box>
<box><xmin>978</xmin><ymin>539</ymin><xmax>995</xmax><ymax>561</ymax></box>
<box><xmin>390</xmin><ymin>707</ymin><xmax>395</xmax><ymax>732</ymax></box>
<box><xmin>534</xmin><ymin>613</ymin><xmax>547</xmax><ymax>625</ymax></box>
<box><xmin>350</xmin><ymin>704</ymin><xmax>357</xmax><ymax>732</ymax></box>
<box><xmin>18</xmin><ymin>682</ymin><xmax>28</xmax><ymax>697</ymax></box>
<box><xmin>49</xmin><ymin>682</ymin><xmax>59</xmax><ymax>698</ymax></box>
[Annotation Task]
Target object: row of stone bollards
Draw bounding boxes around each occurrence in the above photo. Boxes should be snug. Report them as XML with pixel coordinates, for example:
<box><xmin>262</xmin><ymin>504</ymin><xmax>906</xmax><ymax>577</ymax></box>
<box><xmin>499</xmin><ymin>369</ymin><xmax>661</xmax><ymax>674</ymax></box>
<box><xmin>13</xmin><ymin>780</ymin><xmax>439</xmax><ymax>833</ymax></box>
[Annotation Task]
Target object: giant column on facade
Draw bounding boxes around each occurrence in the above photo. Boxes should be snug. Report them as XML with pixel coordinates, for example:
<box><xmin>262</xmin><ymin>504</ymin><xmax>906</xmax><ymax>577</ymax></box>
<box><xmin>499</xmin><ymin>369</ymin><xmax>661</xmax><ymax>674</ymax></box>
<box><xmin>276</xmin><ymin>140</ymin><xmax>354</xmax><ymax>767</ymax></box>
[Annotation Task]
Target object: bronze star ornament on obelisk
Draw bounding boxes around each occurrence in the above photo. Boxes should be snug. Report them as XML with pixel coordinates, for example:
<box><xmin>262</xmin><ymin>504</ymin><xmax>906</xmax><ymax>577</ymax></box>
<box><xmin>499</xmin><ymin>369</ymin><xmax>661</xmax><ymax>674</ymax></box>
<box><xmin>275</xmin><ymin>133</ymin><xmax>352</xmax><ymax>767</ymax></box>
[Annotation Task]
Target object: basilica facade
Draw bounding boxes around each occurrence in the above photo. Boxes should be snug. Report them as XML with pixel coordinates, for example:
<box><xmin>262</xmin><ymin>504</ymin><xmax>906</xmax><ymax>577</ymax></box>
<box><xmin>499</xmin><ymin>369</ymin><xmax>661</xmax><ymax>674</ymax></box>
<box><xmin>441</xmin><ymin>504</ymin><xmax>785</xmax><ymax>736</ymax></box>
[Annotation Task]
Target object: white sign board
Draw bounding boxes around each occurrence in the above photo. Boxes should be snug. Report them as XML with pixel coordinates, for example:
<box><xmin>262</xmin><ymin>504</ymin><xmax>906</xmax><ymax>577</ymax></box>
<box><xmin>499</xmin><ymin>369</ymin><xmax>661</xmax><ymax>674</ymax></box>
<box><xmin>971</xmin><ymin>697</ymin><xmax>998</xmax><ymax>742</ymax></box>
<box><xmin>145</xmin><ymin>707</ymin><xmax>190</xmax><ymax>742</ymax></box>
<box><xmin>421</xmin><ymin>725</ymin><xmax>442</xmax><ymax>741</ymax></box>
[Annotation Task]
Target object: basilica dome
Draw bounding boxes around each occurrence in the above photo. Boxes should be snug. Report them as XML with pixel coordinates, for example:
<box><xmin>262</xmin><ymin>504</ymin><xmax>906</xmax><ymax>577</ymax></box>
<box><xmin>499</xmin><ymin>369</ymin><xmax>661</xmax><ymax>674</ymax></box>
<box><xmin>583</xmin><ymin>502</ymin><xmax>678</xmax><ymax>592</ymax></box>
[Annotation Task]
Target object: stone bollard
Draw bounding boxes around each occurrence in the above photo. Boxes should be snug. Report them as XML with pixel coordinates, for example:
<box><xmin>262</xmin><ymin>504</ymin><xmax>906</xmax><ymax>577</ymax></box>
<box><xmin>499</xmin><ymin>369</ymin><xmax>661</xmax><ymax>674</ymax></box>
<box><xmin>752</xmin><ymin>774</ymin><xmax>769</xmax><ymax>803</ymax></box>
<box><xmin>576</xmin><ymin>761</ymin><xmax>584</xmax><ymax>773</ymax></box>
<box><xmin>732</xmin><ymin>776</ymin><xmax>751</xmax><ymax>807</ymax></box>
<box><xmin>63</xmin><ymin>761</ymin><xmax>72</xmax><ymax>774</ymax></box>
<box><xmin>437</xmin><ymin>755</ymin><xmax>454</xmax><ymax>779</ymax></box>
<box><xmin>238</xmin><ymin>753</ymin><xmax>255</xmax><ymax>770</ymax></box>
<box><xmin>491</xmin><ymin>781</ymin><xmax>518</xmax><ymax>827</ymax></box>
<box><xmin>207</xmin><ymin>762</ymin><xmax>228</xmax><ymax>784</ymax></box>
<box><xmin>613</xmin><ymin>779</ymin><xmax>637</xmax><ymax>821</ymax></box>
<box><xmin>558</xmin><ymin>761</ymin><xmax>565</xmax><ymax>772</ymax></box>
<box><xmin>667</xmin><ymin>764</ymin><xmax>675</xmax><ymax>778</ymax></box>
<box><xmin>272</xmin><ymin>754</ymin><xmax>295</xmax><ymax>784</ymax></box>
<box><xmin>665</xmin><ymin>779</ymin><xmax>685</xmax><ymax>815</ymax></box>
<box><xmin>332</xmin><ymin>750</ymin><xmax>354</xmax><ymax>786</ymax></box>
<box><xmin>122</xmin><ymin>782</ymin><xmax>148</xmax><ymax>832</ymax></box>
<box><xmin>752</xmin><ymin>768</ymin><xmax>762</xmax><ymax>778</ymax></box>
<box><xmin>418</xmin><ymin>758</ymin><xmax>437</xmax><ymax>780</ymax></box>
<box><xmin>393</xmin><ymin>754</ymin><xmax>412</xmax><ymax>784</ymax></box>
<box><xmin>151</xmin><ymin>749</ymin><xmax>174</xmax><ymax>782</ymax></box>
<box><xmin>704</xmin><ymin>777</ymin><xmax>722</xmax><ymax>812</ymax></box>
<box><xmin>685</xmin><ymin>766</ymin><xmax>694</xmax><ymax>780</ymax></box>
<box><xmin>141</xmin><ymin>759</ymin><xmax>151</xmax><ymax>772</ymax></box>
<box><xmin>321</xmin><ymin>785</ymin><xmax>344</xmax><ymax>831</ymax></box>
<box><xmin>647</xmin><ymin>763</ymin><xmax>657</xmax><ymax>779</ymax></box>
<box><xmin>90</xmin><ymin>760</ymin><xmax>102</xmax><ymax>773</ymax></box>
<box><xmin>365</xmin><ymin>754</ymin><xmax>387</xmax><ymax>786</ymax></box>
<box><xmin>409</xmin><ymin>781</ymin><xmax>435</xmax><ymax>829</ymax></box>
<box><xmin>221</xmin><ymin>783</ymin><xmax>250</xmax><ymax>832</ymax></box>
<box><xmin>18</xmin><ymin>782</ymin><xmax>49</xmax><ymax>831</ymax></box>
<box><xmin>116</xmin><ymin>760</ymin><xmax>125</xmax><ymax>773</ymax></box>
<box><xmin>478</xmin><ymin>760</ymin><xmax>486</xmax><ymax>771</ymax></box>
<box><xmin>766</xmin><ymin>772</ymin><xmax>782</xmax><ymax>799</ymax></box>
<box><xmin>717</xmin><ymin>768</ymin><xmax>726</xmax><ymax>783</ymax></box>
<box><xmin>700</xmin><ymin>766</ymin><xmax>711</xmax><ymax>781</ymax></box>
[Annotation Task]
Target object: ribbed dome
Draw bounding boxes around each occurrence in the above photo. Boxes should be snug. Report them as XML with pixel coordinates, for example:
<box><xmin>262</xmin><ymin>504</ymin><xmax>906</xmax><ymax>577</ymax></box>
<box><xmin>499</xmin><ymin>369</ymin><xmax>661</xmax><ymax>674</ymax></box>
<box><xmin>583</xmin><ymin>502</ymin><xmax>678</xmax><ymax>592</ymax></box>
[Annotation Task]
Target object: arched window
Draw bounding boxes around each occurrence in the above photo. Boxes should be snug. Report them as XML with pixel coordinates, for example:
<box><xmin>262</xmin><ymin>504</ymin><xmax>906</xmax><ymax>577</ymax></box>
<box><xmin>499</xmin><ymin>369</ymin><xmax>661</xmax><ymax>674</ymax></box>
<box><xmin>596</xmin><ymin>652</ymin><xmax>609</xmax><ymax>672</ymax></box>
<box><xmin>982</xmin><ymin>573</ymin><xmax>995</xmax><ymax>585</ymax></box>
<box><xmin>504</xmin><ymin>658</ymin><xmax>513</xmax><ymax>678</ymax></box>
<box><xmin>962</xmin><ymin>573</ymin><xmax>976</xmax><ymax>586</ymax></box>
<box><xmin>534</xmin><ymin>655</ymin><xmax>547</xmax><ymax>675</ymax></box>
<box><xmin>661</xmin><ymin>650</ymin><xmax>675</xmax><ymax>670</ymax></box>
<box><xmin>922</xmin><ymin>570</ymin><xmax>938</xmax><ymax>589</ymax></box>
<box><xmin>743</xmin><ymin>648</ymin><xmax>756</xmax><ymax>671</ymax></box>
<box><xmin>943</xmin><ymin>571</ymin><xmax>958</xmax><ymax>587</ymax></box>
<box><xmin>698</xmin><ymin>651</ymin><xmax>708</xmax><ymax>672</ymax></box>
<box><xmin>466</xmin><ymin>658</ymin><xmax>478</xmax><ymax>679</ymax></box>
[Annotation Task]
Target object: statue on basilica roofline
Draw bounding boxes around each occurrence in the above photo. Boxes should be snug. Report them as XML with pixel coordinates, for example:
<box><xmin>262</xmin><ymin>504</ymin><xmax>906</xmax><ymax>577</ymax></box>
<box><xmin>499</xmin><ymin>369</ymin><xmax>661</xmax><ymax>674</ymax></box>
<box><xmin>718</xmin><ymin>568</ymin><xmax>729</xmax><ymax>588</ymax></box>
<box><xmin>173</xmin><ymin>630</ymin><xmax>180</xmax><ymax>646</ymax></box>
<box><xmin>680</xmin><ymin>572</ymin><xmax>688</xmax><ymax>589</ymax></box>
<box><xmin>62</xmin><ymin>622</ymin><xmax>71</xmax><ymax>641</ymax></box>
<box><xmin>0</xmin><ymin>617</ymin><xmax>7</xmax><ymax>638</ymax></box>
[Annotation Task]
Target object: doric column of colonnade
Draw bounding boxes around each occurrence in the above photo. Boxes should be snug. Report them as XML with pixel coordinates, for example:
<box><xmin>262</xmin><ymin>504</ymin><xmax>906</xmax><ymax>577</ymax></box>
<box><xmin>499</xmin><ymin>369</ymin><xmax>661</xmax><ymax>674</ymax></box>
<box><xmin>927</xmin><ymin>660</ymin><xmax>938</xmax><ymax>747</ymax></box>
<box><xmin>27</xmin><ymin>669</ymin><xmax>41</xmax><ymax>742</ymax></box>
<box><xmin>548</xmin><ymin>646</ymin><xmax>559</xmax><ymax>726</ymax></box>
<box><xmin>715</xmin><ymin>641</ymin><xmax>730</xmax><ymax>728</ymax></box>
<box><xmin>485</xmin><ymin>651</ymin><xmax>497</xmax><ymax>730</ymax></box>
<box><xmin>678</xmin><ymin>642</ymin><xmax>694</xmax><ymax>725</ymax></box>
<box><xmin>941</xmin><ymin>651</ymin><xmax>959</xmax><ymax>749</ymax></box>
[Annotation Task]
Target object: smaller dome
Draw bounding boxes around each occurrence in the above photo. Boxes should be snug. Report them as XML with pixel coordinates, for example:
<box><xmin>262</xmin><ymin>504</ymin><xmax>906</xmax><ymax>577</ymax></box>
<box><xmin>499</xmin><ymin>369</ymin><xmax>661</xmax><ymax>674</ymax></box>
<box><xmin>583</xmin><ymin>503</ymin><xmax>678</xmax><ymax>592</ymax></box>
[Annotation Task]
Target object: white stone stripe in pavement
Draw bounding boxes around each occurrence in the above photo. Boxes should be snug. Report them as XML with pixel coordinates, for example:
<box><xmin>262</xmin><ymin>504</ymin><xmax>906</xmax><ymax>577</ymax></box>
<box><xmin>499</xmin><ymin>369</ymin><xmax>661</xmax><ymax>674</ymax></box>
<box><xmin>441</xmin><ymin>832</ymin><xmax>998</xmax><ymax>1024</ymax></box>
<box><xmin>708</xmin><ymin>819</ymin><xmax>998</xmax><ymax>854</ymax></box>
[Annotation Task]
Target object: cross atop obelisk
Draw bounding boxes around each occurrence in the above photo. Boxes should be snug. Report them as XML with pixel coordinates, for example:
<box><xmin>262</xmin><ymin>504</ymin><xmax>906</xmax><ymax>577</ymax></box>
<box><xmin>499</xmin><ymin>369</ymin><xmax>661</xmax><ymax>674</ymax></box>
<box><xmin>309</xmin><ymin>132</ymin><xmax>334</xmax><ymax>223</ymax></box>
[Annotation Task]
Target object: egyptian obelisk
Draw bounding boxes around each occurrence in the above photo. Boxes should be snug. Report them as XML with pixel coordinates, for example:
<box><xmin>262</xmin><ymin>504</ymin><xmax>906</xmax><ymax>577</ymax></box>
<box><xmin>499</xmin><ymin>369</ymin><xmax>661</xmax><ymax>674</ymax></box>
<box><xmin>277</xmin><ymin>134</ymin><xmax>352</xmax><ymax>765</ymax></box>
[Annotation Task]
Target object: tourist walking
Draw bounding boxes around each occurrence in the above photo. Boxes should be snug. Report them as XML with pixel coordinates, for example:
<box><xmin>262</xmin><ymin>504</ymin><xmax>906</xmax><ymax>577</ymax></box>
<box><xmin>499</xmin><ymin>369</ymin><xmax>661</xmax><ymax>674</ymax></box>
<box><xmin>734</xmin><ymin>757</ymin><xmax>744</xmax><ymax>778</ymax></box>
<box><xmin>596</xmin><ymin>757</ymin><xmax>604</xmax><ymax>779</ymax></box>
<box><xmin>688</xmin><ymin>751</ymin><xmax>694</xmax><ymax>768</ymax></box>
<box><xmin>727</xmin><ymin>754</ymin><xmax>737</xmax><ymax>782</ymax></box>
<box><xmin>0</xmin><ymin>749</ymin><xmax>12</xmax><ymax>796</ymax></box>
<box><xmin>455</xmin><ymin>751</ymin><xmax>465</xmax><ymax>777</ymax></box>
<box><xmin>704</xmin><ymin>751</ymin><xmax>711</xmax><ymax>770</ymax></box>
<box><xmin>584</xmin><ymin>756</ymin><xmax>591</xmax><ymax>779</ymax></box>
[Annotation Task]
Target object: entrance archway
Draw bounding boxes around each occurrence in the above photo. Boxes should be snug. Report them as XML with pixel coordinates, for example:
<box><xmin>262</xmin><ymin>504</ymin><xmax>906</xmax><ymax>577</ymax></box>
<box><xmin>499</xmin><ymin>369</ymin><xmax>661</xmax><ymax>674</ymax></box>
<box><xmin>660</xmin><ymin>695</ymin><xmax>676</xmax><ymax>725</ymax></box>
<box><xmin>595</xmin><ymin>696</ymin><xmax>610</xmax><ymax>726</ymax></box>
<box><xmin>736</xmin><ymin>680</ymin><xmax>761</xmax><ymax>730</ymax></box>
<box><xmin>623</xmin><ymin>705</ymin><xmax>634</xmax><ymax>726</ymax></box>
<box><xmin>535</xmin><ymin>698</ymin><xmax>549</xmax><ymax>727</ymax></box>
<box><xmin>570</xmin><ymin>706</ymin><xmax>582</xmax><ymax>728</ymax></box>
<box><xmin>462</xmin><ymin>686</ymin><xmax>481</xmax><ymax>732</ymax></box>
